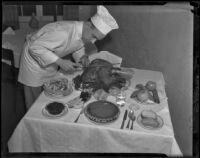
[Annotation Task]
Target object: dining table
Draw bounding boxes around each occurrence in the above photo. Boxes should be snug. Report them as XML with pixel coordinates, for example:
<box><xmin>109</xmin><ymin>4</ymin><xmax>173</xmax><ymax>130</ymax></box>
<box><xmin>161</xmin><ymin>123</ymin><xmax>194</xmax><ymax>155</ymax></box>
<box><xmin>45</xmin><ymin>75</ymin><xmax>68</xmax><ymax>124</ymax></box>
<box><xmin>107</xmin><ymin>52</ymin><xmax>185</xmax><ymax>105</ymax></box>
<box><xmin>7</xmin><ymin>67</ymin><xmax>182</xmax><ymax>156</ymax></box>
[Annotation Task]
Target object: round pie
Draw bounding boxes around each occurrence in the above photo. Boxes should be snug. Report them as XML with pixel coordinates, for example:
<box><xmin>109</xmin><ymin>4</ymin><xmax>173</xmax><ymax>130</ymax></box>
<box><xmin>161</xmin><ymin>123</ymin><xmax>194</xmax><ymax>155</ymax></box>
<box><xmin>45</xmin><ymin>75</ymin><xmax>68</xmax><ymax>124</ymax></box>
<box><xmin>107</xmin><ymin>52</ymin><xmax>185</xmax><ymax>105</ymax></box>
<box><xmin>84</xmin><ymin>101</ymin><xmax>120</xmax><ymax>124</ymax></box>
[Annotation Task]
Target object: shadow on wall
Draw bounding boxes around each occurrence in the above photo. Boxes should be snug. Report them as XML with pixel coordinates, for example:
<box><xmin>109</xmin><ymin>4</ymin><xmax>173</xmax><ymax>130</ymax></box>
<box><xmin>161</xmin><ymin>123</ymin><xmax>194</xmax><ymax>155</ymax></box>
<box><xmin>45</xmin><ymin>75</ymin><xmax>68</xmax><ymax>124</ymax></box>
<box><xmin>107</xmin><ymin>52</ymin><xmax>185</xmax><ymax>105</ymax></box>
<box><xmin>96</xmin><ymin>34</ymin><xmax>112</xmax><ymax>49</ymax></box>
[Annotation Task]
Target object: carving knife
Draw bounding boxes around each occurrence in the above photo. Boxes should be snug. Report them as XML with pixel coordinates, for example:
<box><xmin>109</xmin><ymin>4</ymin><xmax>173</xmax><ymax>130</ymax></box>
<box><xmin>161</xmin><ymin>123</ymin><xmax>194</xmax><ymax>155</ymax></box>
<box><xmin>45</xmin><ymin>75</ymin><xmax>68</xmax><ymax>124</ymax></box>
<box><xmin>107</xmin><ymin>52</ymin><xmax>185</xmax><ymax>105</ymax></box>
<box><xmin>120</xmin><ymin>109</ymin><xmax>128</xmax><ymax>129</ymax></box>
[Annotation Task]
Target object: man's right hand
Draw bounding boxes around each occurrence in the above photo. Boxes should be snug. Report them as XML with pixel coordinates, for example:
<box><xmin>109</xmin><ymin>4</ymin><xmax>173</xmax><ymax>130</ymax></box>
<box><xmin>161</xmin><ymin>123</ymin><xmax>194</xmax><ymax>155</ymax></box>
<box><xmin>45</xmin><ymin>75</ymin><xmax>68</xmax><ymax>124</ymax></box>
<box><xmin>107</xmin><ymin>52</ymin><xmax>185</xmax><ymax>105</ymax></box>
<box><xmin>79</xmin><ymin>55</ymin><xmax>90</xmax><ymax>68</ymax></box>
<box><xmin>55</xmin><ymin>58</ymin><xmax>82</xmax><ymax>72</ymax></box>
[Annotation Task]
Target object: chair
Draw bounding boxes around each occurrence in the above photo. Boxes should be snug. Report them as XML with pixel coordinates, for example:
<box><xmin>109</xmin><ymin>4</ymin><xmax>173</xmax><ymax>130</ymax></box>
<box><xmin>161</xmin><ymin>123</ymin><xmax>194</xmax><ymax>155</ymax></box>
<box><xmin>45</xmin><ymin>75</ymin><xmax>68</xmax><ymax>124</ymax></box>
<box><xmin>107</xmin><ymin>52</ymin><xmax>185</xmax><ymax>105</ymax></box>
<box><xmin>1</xmin><ymin>48</ymin><xmax>17</xmax><ymax>83</ymax></box>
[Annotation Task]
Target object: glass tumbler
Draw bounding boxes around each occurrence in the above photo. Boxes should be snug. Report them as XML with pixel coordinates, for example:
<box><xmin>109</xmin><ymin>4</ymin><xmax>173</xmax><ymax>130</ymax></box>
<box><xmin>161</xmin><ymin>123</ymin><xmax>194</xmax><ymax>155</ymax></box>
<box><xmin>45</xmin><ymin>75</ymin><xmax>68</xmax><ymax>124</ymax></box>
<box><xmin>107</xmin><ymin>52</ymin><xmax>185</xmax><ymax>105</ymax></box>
<box><xmin>116</xmin><ymin>90</ymin><xmax>126</xmax><ymax>107</ymax></box>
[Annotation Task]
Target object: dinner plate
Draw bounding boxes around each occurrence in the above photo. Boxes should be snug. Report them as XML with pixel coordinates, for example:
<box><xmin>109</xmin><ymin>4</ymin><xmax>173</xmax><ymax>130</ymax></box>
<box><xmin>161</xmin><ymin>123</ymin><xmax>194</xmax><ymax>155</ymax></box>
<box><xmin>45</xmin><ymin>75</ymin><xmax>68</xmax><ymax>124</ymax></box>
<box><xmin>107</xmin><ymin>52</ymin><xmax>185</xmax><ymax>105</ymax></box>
<box><xmin>137</xmin><ymin>114</ymin><xmax>164</xmax><ymax>130</ymax></box>
<box><xmin>84</xmin><ymin>100</ymin><xmax>120</xmax><ymax>125</ymax></box>
<box><xmin>42</xmin><ymin>102</ymin><xmax>68</xmax><ymax>119</ymax></box>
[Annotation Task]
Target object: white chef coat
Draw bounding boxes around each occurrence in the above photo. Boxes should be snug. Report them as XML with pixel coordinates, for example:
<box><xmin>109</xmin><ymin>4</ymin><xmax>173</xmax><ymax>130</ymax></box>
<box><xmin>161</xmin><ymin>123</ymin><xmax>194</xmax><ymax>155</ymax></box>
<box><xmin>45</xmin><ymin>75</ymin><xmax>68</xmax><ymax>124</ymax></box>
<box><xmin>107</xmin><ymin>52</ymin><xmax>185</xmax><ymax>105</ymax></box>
<box><xmin>18</xmin><ymin>21</ymin><xmax>85</xmax><ymax>87</ymax></box>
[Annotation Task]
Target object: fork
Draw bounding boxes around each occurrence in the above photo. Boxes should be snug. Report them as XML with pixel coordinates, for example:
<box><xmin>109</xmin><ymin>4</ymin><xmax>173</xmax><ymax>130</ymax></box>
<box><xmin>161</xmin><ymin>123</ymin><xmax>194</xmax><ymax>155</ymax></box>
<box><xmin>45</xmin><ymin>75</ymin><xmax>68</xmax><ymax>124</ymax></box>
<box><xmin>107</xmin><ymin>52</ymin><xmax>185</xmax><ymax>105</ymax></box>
<box><xmin>74</xmin><ymin>105</ymin><xmax>85</xmax><ymax>123</ymax></box>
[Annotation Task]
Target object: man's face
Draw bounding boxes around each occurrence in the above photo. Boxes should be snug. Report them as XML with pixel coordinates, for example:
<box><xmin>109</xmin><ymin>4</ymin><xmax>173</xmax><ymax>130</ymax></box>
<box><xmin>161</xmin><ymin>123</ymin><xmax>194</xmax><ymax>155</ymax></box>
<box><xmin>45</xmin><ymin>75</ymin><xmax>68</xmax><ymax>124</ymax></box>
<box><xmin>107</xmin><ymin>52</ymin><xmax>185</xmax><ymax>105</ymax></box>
<box><xmin>82</xmin><ymin>22</ymin><xmax>106</xmax><ymax>44</ymax></box>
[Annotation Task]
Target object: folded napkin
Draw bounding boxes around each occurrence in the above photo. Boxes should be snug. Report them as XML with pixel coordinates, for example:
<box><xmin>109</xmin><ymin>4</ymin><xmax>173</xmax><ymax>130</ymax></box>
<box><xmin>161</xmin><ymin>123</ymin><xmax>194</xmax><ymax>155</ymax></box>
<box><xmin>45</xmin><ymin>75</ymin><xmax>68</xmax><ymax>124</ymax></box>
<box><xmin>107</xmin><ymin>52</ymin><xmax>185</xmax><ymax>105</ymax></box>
<box><xmin>156</xmin><ymin>80</ymin><xmax>167</xmax><ymax>101</ymax></box>
<box><xmin>3</xmin><ymin>27</ymin><xmax>15</xmax><ymax>35</ymax></box>
<box><xmin>88</xmin><ymin>51</ymin><xmax>122</xmax><ymax>67</ymax></box>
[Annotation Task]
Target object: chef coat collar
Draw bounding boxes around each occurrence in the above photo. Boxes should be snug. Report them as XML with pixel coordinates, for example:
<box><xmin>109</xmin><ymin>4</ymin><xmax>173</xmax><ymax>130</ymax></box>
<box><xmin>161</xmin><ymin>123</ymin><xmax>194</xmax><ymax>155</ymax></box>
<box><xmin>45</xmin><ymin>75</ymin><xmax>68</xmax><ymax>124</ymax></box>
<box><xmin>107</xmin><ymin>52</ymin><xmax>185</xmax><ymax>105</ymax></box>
<box><xmin>76</xmin><ymin>21</ymin><xmax>83</xmax><ymax>40</ymax></box>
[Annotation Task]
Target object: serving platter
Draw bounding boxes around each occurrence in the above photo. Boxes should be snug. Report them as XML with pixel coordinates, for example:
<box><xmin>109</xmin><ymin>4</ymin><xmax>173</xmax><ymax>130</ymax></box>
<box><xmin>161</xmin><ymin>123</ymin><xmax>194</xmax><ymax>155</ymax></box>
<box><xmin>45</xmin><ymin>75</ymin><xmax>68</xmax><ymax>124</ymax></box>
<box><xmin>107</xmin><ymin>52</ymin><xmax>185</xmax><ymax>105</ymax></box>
<box><xmin>84</xmin><ymin>100</ymin><xmax>120</xmax><ymax>125</ymax></box>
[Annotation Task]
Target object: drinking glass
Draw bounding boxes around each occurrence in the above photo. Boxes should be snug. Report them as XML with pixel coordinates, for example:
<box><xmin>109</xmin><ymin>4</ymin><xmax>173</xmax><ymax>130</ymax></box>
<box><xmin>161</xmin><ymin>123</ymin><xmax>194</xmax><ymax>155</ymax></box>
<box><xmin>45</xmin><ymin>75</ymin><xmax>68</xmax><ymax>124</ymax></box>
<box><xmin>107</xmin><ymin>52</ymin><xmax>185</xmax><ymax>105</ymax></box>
<box><xmin>116</xmin><ymin>89</ymin><xmax>126</xmax><ymax>107</ymax></box>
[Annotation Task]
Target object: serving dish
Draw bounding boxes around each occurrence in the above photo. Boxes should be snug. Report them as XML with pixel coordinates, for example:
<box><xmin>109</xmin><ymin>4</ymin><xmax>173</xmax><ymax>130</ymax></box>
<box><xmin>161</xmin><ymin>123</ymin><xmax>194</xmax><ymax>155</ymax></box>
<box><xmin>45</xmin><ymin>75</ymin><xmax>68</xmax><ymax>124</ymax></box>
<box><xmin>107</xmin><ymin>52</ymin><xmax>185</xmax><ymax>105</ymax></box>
<box><xmin>43</xmin><ymin>78</ymin><xmax>73</xmax><ymax>98</ymax></box>
<box><xmin>42</xmin><ymin>101</ymin><xmax>68</xmax><ymax>118</ymax></box>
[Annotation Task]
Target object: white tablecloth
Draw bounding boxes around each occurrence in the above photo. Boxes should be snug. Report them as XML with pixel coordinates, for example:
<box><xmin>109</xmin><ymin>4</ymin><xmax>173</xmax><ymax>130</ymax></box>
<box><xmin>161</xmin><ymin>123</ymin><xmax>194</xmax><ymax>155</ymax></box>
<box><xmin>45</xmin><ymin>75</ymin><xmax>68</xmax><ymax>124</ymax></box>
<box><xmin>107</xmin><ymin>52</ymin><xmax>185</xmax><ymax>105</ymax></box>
<box><xmin>8</xmin><ymin>68</ymin><xmax>182</xmax><ymax>156</ymax></box>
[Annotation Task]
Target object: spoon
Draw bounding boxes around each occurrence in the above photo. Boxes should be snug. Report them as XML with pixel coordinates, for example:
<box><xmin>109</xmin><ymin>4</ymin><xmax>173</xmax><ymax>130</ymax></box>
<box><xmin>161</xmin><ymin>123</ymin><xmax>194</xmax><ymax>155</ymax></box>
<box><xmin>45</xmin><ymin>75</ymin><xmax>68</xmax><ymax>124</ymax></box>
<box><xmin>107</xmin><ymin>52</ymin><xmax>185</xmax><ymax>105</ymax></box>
<box><xmin>130</xmin><ymin>115</ymin><xmax>136</xmax><ymax>130</ymax></box>
<box><xmin>126</xmin><ymin>110</ymin><xmax>134</xmax><ymax>129</ymax></box>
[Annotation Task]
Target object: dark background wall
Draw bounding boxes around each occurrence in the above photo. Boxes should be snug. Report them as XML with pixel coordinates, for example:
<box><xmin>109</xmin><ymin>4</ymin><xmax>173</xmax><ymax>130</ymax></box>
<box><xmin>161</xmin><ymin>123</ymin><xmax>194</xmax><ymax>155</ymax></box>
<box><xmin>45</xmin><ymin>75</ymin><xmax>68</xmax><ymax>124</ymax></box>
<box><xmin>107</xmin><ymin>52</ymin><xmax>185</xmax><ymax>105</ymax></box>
<box><xmin>79</xmin><ymin>3</ymin><xmax>193</xmax><ymax>155</ymax></box>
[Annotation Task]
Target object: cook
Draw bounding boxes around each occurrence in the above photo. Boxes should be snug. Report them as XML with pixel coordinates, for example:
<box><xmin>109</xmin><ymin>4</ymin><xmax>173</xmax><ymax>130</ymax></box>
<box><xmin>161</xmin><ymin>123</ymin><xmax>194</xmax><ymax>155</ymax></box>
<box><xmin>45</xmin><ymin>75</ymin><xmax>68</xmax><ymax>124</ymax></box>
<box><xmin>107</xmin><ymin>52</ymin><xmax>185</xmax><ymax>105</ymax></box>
<box><xmin>18</xmin><ymin>5</ymin><xmax>119</xmax><ymax>111</ymax></box>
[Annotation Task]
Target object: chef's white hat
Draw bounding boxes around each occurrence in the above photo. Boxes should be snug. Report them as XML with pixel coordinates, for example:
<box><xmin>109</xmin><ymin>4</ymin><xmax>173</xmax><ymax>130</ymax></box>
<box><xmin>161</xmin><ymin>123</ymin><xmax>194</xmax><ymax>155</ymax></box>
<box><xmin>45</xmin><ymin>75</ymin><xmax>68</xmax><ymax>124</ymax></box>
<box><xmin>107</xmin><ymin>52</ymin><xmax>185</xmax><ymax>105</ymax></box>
<box><xmin>91</xmin><ymin>5</ymin><xmax>119</xmax><ymax>35</ymax></box>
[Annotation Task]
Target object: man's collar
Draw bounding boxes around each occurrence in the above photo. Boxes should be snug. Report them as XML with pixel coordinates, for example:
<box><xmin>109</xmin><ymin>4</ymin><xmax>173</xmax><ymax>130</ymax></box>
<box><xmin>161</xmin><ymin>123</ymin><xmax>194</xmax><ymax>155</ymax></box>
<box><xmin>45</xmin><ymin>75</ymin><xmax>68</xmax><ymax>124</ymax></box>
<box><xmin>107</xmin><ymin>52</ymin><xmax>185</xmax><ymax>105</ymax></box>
<box><xmin>76</xmin><ymin>21</ymin><xmax>83</xmax><ymax>40</ymax></box>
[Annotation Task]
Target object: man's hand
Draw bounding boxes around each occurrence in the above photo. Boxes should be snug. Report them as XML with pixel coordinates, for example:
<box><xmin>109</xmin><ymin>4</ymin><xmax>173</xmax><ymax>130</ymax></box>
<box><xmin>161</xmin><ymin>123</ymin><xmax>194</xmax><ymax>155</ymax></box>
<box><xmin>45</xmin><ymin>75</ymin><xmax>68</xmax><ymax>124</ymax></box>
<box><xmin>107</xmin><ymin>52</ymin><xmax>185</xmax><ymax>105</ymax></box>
<box><xmin>56</xmin><ymin>58</ymin><xmax>82</xmax><ymax>72</ymax></box>
<box><xmin>79</xmin><ymin>55</ymin><xmax>90</xmax><ymax>68</ymax></box>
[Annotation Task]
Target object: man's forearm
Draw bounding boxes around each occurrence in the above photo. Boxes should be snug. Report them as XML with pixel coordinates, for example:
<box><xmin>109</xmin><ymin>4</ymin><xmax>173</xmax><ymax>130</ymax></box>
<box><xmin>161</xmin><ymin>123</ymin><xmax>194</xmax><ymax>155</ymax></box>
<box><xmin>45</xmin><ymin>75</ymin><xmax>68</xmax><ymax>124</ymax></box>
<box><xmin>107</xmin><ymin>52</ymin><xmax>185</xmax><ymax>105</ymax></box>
<box><xmin>55</xmin><ymin>58</ymin><xmax>63</xmax><ymax>67</ymax></box>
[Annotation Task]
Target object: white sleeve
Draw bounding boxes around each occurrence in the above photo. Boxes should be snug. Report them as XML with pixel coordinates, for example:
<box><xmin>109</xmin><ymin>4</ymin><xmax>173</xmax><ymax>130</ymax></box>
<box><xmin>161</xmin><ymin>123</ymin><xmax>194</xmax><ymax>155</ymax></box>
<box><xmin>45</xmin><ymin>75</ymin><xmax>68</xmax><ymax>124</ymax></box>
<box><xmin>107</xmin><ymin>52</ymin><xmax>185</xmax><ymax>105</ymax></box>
<box><xmin>72</xmin><ymin>47</ymin><xmax>86</xmax><ymax>63</ymax></box>
<box><xmin>28</xmin><ymin>30</ymin><xmax>68</xmax><ymax>67</ymax></box>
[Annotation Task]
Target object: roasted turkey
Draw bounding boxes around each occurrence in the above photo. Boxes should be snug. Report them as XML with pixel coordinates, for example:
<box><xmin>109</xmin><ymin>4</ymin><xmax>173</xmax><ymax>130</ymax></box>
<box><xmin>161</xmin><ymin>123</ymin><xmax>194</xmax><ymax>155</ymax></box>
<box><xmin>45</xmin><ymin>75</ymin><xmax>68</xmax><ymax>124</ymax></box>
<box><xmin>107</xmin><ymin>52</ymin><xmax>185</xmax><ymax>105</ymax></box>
<box><xmin>73</xmin><ymin>59</ymin><xmax>126</xmax><ymax>93</ymax></box>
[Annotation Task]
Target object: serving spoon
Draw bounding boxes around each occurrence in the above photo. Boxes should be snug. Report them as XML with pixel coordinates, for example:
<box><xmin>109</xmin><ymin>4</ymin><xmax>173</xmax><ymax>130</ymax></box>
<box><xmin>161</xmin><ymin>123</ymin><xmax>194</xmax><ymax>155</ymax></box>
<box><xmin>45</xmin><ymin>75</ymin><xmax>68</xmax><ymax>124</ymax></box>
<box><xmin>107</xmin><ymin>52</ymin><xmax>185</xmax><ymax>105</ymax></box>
<box><xmin>74</xmin><ymin>105</ymin><xmax>85</xmax><ymax>123</ymax></box>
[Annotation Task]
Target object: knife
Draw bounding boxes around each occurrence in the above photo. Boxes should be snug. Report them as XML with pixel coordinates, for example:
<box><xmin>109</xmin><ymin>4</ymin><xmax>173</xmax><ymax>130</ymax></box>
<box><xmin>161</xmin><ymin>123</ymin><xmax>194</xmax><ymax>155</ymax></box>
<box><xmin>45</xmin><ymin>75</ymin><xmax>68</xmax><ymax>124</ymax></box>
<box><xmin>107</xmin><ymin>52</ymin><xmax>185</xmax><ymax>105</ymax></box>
<box><xmin>120</xmin><ymin>109</ymin><xmax>128</xmax><ymax>129</ymax></box>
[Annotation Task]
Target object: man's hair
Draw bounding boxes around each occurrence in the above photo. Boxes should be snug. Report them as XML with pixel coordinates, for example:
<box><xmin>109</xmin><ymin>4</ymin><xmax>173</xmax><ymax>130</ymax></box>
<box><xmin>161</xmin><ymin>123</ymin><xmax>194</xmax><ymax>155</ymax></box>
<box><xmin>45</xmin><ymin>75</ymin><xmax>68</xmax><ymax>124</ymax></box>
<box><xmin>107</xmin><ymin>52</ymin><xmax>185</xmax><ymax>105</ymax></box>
<box><xmin>87</xmin><ymin>18</ymin><xmax>92</xmax><ymax>22</ymax></box>
<box><xmin>87</xmin><ymin>18</ymin><xmax>96</xmax><ymax>30</ymax></box>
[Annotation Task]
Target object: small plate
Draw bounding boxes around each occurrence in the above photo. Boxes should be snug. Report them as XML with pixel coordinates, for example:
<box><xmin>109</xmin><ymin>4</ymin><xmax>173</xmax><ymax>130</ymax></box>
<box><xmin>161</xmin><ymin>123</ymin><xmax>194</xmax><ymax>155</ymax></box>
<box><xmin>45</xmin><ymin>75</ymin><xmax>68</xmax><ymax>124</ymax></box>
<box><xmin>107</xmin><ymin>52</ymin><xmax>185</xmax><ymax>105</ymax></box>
<box><xmin>137</xmin><ymin>114</ymin><xmax>164</xmax><ymax>130</ymax></box>
<box><xmin>133</xmin><ymin>97</ymin><xmax>156</xmax><ymax>105</ymax></box>
<box><xmin>132</xmin><ymin>97</ymin><xmax>165</xmax><ymax>112</ymax></box>
<box><xmin>42</xmin><ymin>102</ymin><xmax>68</xmax><ymax>119</ymax></box>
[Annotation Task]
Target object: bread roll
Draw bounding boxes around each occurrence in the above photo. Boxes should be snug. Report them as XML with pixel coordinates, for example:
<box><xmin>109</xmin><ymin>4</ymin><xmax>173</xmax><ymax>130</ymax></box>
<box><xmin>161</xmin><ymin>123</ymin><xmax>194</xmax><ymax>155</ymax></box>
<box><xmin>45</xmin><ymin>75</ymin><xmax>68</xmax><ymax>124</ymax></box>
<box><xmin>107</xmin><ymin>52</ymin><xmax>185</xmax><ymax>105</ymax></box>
<box><xmin>141</xmin><ymin>110</ymin><xmax>157</xmax><ymax>120</ymax></box>
<box><xmin>141</xmin><ymin>118</ymin><xmax>159</xmax><ymax>128</ymax></box>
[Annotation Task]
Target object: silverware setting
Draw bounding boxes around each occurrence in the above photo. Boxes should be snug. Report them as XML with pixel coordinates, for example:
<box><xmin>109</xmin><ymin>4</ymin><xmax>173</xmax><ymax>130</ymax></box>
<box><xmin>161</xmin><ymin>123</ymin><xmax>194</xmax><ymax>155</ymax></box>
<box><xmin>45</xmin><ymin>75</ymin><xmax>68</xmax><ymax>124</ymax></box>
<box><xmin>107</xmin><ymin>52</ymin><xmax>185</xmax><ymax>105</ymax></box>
<box><xmin>126</xmin><ymin>110</ymin><xmax>136</xmax><ymax>130</ymax></box>
<box><xmin>120</xmin><ymin>109</ymin><xmax>128</xmax><ymax>129</ymax></box>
